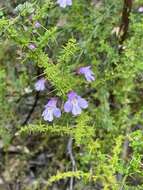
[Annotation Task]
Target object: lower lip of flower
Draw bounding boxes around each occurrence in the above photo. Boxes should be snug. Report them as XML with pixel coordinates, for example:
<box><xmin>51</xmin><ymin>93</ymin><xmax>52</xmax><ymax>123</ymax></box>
<box><xmin>71</xmin><ymin>98</ymin><xmax>77</xmax><ymax>105</ymax></box>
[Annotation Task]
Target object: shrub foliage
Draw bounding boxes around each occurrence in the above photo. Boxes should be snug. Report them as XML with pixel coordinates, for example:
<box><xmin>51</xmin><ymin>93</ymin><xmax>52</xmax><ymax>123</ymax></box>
<box><xmin>1</xmin><ymin>0</ymin><xmax>143</xmax><ymax>189</ymax></box>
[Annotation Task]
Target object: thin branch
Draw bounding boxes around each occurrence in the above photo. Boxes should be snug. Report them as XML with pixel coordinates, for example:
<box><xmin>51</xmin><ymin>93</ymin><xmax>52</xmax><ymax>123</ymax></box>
<box><xmin>22</xmin><ymin>91</ymin><xmax>40</xmax><ymax>126</ymax></box>
<box><xmin>22</xmin><ymin>68</ymin><xmax>41</xmax><ymax>126</ymax></box>
<box><xmin>67</xmin><ymin>137</ymin><xmax>76</xmax><ymax>190</ymax></box>
<box><xmin>119</xmin><ymin>0</ymin><xmax>133</xmax><ymax>44</ymax></box>
<box><xmin>117</xmin><ymin>1</ymin><xmax>133</xmax><ymax>187</ymax></box>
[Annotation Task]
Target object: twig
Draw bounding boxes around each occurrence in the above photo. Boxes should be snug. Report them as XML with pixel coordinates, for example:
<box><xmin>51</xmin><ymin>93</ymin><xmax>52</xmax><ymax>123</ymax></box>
<box><xmin>117</xmin><ymin>1</ymin><xmax>133</xmax><ymax>187</ymax></box>
<box><xmin>117</xmin><ymin>131</ymin><xmax>129</xmax><ymax>183</ymax></box>
<box><xmin>67</xmin><ymin>137</ymin><xmax>76</xmax><ymax>190</ymax></box>
<box><xmin>22</xmin><ymin>68</ymin><xmax>41</xmax><ymax>126</ymax></box>
<box><xmin>119</xmin><ymin>0</ymin><xmax>133</xmax><ymax>45</ymax></box>
<box><xmin>118</xmin><ymin>127</ymin><xmax>130</xmax><ymax>190</ymax></box>
<box><xmin>22</xmin><ymin>91</ymin><xmax>40</xmax><ymax>126</ymax></box>
<box><xmin>122</xmin><ymin>130</ymin><xmax>130</xmax><ymax>161</ymax></box>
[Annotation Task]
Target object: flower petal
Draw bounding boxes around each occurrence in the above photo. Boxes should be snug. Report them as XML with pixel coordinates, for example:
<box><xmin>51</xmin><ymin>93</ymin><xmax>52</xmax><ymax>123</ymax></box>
<box><xmin>85</xmin><ymin>73</ymin><xmax>95</xmax><ymax>82</ymax></box>
<box><xmin>64</xmin><ymin>100</ymin><xmax>72</xmax><ymax>112</ymax></box>
<box><xmin>46</xmin><ymin>98</ymin><xmax>57</xmax><ymax>107</ymax></box>
<box><xmin>78</xmin><ymin>97</ymin><xmax>88</xmax><ymax>109</ymax></box>
<box><xmin>35</xmin><ymin>78</ymin><xmax>46</xmax><ymax>91</ymax></box>
<box><xmin>35</xmin><ymin>21</ymin><xmax>41</xmax><ymax>28</ymax></box>
<box><xmin>138</xmin><ymin>7</ymin><xmax>143</xmax><ymax>13</ymax></box>
<box><xmin>72</xmin><ymin>102</ymin><xmax>82</xmax><ymax>115</ymax></box>
<box><xmin>57</xmin><ymin>0</ymin><xmax>66</xmax><ymax>8</ymax></box>
<box><xmin>67</xmin><ymin>0</ymin><xmax>72</xmax><ymax>6</ymax></box>
<box><xmin>53</xmin><ymin>108</ymin><xmax>61</xmax><ymax>118</ymax></box>
<box><xmin>42</xmin><ymin>108</ymin><xmax>54</xmax><ymax>122</ymax></box>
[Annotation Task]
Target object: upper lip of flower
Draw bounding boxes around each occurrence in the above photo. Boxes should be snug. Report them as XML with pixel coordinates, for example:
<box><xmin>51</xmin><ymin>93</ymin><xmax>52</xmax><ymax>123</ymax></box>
<box><xmin>68</xmin><ymin>91</ymin><xmax>77</xmax><ymax>100</ymax></box>
<box><xmin>78</xmin><ymin>66</ymin><xmax>91</xmax><ymax>73</ymax></box>
<box><xmin>45</xmin><ymin>98</ymin><xmax>57</xmax><ymax>107</ymax></box>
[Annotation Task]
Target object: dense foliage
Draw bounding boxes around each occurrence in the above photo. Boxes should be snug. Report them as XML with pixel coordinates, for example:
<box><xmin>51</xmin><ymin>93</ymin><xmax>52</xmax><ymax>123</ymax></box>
<box><xmin>1</xmin><ymin>0</ymin><xmax>143</xmax><ymax>189</ymax></box>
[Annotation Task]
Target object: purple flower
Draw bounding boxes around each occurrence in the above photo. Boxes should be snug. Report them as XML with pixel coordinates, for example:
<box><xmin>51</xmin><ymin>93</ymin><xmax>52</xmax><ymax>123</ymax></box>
<box><xmin>34</xmin><ymin>78</ymin><xmax>46</xmax><ymax>91</ymax></box>
<box><xmin>138</xmin><ymin>7</ymin><xmax>143</xmax><ymax>13</ymax></box>
<box><xmin>42</xmin><ymin>98</ymin><xmax>61</xmax><ymax>122</ymax></box>
<box><xmin>78</xmin><ymin>66</ymin><xmax>95</xmax><ymax>82</ymax></box>
<box><xmin>28</xmin><ymin>44</ymin><xmax>36</xmax><ymax>50</ymax></box>
<box><xmin>64</xmin><ymin>91</ymin><xmax>88</xmax><ymax>116</ymax></box>
<box><xmin>57</xmin><ymin>0</ymin><xmax>72</xmax><ymax>8</ymax></box>
<box><xmin>34</xmin><ymin>21</ymin><xmax>41</xmax><ymax>28</ymax></box>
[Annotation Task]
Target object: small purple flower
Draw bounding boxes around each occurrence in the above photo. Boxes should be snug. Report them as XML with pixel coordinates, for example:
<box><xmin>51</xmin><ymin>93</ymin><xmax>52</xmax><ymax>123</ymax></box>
<box><xmin>34</xmin><ymin>78</ymin><xmax>46</xmax><ymax>91</ymax></box>
<box><xmin>78</xmin><ymin>66</ymin><xmax>95</xmax><ymax>82</ymax></box>
<box><xmin>28</xmin><ymin>44</ymin><xmax>36</xmax><ymax>50</ymax></box>
<box><xmin>34</xmin><ymin>21</ymin><xmax>41</xmax><ymax>28</ymax></box>
<box><xmin>64</xmin><ymin>91</ymin><xmax>88</xmax><ymax>116</ymax></box>
<box><xmin>57</xmin><ymin>0</ymin><xmax>72</xmax><ymax>8</ymax></box>
<box><xmin>138</xmin><ymin>7</ymin><xmax>143</xmax><ymax>13</ymax></box>
<box><xmin>42</xmin><ymin>98</ymin><xmax>61</xmax><ymax>122</ymax></box>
